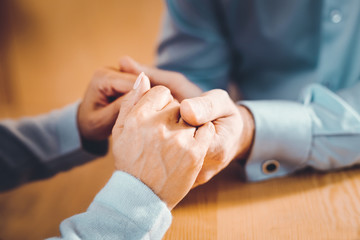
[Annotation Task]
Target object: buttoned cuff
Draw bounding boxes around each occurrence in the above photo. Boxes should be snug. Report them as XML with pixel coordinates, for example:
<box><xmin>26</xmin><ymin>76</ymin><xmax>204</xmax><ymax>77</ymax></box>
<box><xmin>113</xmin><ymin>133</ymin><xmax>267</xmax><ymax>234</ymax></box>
<box><xmin>90</xmin><ymin>171</ymin><xmax>172</xmax><ymax>239</ymax></box>
<box><xmin>239</xmin><ymin>101</ymin><xmax>312</xmax><ymax>181</ymax></box>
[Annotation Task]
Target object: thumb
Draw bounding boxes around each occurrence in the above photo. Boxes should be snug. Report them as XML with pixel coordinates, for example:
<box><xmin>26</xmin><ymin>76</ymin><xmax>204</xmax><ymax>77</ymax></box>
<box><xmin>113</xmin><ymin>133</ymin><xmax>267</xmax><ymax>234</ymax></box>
<box><xmin>113</xmin><ymin>72</ymin><xmax>150</xmax><ymax>135</ymax></box>
<box><xmin>180</xmin><ymin>89</ymin><xmax>235</xmax><ymax>126</ymax></box>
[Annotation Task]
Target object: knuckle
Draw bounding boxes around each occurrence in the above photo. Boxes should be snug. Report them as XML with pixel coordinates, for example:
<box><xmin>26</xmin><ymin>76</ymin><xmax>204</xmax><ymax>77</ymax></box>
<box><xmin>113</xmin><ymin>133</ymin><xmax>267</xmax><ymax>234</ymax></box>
<box><xmin>172</xmin><ymin>134</ymin><xmax>193</xmax><ymax>153</ymax></box>
<box><xmin>152</xmin><ymin>85</ymin><xmax>171</xmax><ymax>96</ymax></box>
<box><xmin>214</xmin><ymin>89</ymin><xmax>230</xmax><ymax>100</ymax></box>
<box><xmin>133</xmin><ymin>109</ymin><xmax>148</xmax><ymax>120</ymax></box>
<box><xmin>173</xmin><ymin>134</ymin><xmax>185</xmax><ymax>148</ymax></box>
<box><xmin>123</xmin><ymin>115</ymin><xmax>139</xmax><ymax>128</ymax></box>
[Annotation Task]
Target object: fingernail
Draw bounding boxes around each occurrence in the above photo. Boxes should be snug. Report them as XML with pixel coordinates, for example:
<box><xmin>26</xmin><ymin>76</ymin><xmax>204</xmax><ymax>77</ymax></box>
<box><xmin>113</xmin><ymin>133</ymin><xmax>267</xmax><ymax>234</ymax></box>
<box><xmin>143</xmin><ymin>74</ymin><xmax>150</xmax><ymax>84</ymax></box>
<box><xmin>133</xmin><ymin>72</ymin><xmax>144</xmax><ymax>89</ymax></box>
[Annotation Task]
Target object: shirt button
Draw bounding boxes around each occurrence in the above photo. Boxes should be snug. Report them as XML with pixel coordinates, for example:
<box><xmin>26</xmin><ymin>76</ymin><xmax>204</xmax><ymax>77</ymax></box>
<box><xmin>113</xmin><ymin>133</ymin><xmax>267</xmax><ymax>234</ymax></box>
<box><xmin>262</xmin><ymin>160</ymin><xmax>280</xmax><ymax>174</ymax></box>
<box><xmin>330</xmin><ymin>9</ymin><xmax>342</xmax><ymax>23</ymax></box>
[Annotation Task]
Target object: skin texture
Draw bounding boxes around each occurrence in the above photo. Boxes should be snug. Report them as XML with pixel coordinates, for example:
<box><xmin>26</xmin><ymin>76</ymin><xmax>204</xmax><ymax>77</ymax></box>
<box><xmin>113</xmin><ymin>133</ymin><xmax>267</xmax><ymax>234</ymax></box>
<box><xmin>180</xmin><ymin>91</ymin><xmax>255</xmax><ymax>186</ymax></box>
<box><xmin>119</xmin><ymin>57</ymin><xmax>255</xmax><ymax>187</ymax></box>
<box><xmin>112</xmin><ymin>73</ymin><xmax>215</xmax><ymax>209</ymax></box>
<box><xmin>118</xmin><ymin>56</ymin><xmax>202</xmax><ymax>101</ymax></box>
<box><xmin>77</xmin><ymin>68</ymin><xmax>137</xmax><ymax>142</ymax></box>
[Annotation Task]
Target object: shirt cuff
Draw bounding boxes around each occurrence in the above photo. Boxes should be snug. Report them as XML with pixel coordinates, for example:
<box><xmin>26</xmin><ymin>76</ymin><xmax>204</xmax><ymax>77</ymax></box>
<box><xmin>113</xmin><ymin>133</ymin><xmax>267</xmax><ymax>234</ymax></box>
<box><xmin>90</xmin><ymin>171</ymin><xmax>172</xmax><ymax>239</ymax></box>
<box><xmin>47</xmin><ymin>102</ymin><xmax>103</xmax><ymax>171</ymax></box>
<box><xmin>54</xmin><ymin>102</ymin><xmax>83</xmax><ymax>155</ymax></box>
<box><xmin>239</xmin><ymin>101</ymin><xmax>312</xmax><ymax>181</ymax></box>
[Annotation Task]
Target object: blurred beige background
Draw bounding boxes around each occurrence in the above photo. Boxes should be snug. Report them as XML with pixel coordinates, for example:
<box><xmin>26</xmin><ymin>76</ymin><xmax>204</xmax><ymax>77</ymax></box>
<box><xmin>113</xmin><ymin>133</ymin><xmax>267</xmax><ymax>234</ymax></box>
<box><xmin>0</xmin><ymin>1</ymin><xmax>164</xmax><ymax>239</ymax></box>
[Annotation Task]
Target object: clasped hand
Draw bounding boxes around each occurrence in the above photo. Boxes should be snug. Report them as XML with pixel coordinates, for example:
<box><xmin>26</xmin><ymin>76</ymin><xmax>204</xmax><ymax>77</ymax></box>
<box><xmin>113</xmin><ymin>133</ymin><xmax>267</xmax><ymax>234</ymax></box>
<box><xmin>77</xmin><ymin>60</ymin><xmax>254</xmax><ymax>210</ymax></box>
<box><xmin>112</xmin><ymin>73</ymin><xmax>215</xmax><ymax>209</ymax></box>
<box><xmin>119</xmin><ymin>57</ymin><xmax>255</xmax><ymax>187</ymax></box>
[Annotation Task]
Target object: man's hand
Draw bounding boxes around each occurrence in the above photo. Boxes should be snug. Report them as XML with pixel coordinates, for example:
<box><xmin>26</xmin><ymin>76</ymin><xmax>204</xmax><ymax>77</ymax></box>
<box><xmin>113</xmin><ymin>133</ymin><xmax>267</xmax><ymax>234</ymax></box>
<box><xmin>180</xmin><ymin>89</ymin><xmax>255</xmax><ymax>187</ymax></box>
<box><xmin>77</xmin><ymin>68</ymin><xmax>136</xmax><ymax>143</ymax></box>
<box><xmin>118</xmin><ymin>56</ymin><xmax>203</xmax><ymax>101</ymax></box>
<box><xmin>112</xmin><ymin>73</ymin><xmax>214</xmax><ymax>209</ymax></box>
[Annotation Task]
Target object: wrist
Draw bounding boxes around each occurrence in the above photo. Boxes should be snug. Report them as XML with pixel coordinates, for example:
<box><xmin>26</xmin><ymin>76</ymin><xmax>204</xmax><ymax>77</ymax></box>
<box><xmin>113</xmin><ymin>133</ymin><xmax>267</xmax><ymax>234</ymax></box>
<box><xmin>81</xmin><ymin>137</ymin><xmax>109</xmax><ymax>155</ymax></box>
<box><xmin>236</xmin><ymin>105</ymin><xmax>255</xmax><ymax>160</ymax></box>
<box><xmin>77</xmin><ymin>102</ymin><xmax>109</xmax><ymax>155</ymax></box>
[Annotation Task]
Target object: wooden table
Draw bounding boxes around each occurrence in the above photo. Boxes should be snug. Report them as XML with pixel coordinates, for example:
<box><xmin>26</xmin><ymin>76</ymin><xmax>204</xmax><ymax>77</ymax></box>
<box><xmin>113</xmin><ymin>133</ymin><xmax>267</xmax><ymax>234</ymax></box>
<box><xmin>1</xmin><ymin>158</ymin><xmax>360</xmax><ymax>240</ymax></box>
<box><xmin>165</xmin><ymin>163</ymin><xmax>360</xmax><ymax>239</ymax></box>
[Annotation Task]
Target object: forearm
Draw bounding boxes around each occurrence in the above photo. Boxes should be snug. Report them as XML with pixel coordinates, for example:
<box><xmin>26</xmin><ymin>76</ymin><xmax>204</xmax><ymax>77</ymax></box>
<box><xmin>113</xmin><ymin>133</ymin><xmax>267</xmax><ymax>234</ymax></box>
<box><xmin>0</xmin><ymin>103</ymin><xmax>104</xmax><ymax>191</ymax></box>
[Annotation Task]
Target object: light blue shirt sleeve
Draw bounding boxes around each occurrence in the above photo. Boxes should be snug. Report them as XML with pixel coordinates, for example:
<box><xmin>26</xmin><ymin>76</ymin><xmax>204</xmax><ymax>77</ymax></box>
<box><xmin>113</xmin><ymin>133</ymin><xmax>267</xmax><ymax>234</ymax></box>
<box><xmin>0</xmin><ymin>102</ymin><xmax>100</xmax><ymax>190</ymax></box>
<box><xmin>157</xmin><ymin>0</ymin><xmax>231</xmax><ymax>91</ymax></box>
<box><xmin>159</xmin><ymin>0</ymin><xmax>360</xmax><ymax>182</ymax></box>
<box><xmin>48</xmin><ymin>171</ymin><xmax>172</xmax><ymax>240</ymax></box>
<box><xmin>241</xmin><ymin>83</ymin><xmax>360</xmax><ymax>181</ymax></box>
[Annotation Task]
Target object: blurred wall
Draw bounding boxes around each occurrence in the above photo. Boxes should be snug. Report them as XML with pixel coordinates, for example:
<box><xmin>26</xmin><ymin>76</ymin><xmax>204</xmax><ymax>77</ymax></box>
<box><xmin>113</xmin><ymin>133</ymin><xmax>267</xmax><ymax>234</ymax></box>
<box><xmin>0</xmin><ymin>0</ymin><xmax>164</xmax><ymax>117</ymax></box>
<box><xmin>0</xmin><ymin>1</ymin><xmax>164</xmax><ymax>239</ymax></box>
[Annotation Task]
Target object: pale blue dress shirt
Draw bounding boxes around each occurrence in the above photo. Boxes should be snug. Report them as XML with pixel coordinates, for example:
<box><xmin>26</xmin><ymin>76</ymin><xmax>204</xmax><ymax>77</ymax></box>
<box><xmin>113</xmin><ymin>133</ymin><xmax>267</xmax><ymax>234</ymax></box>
<box><xmin>157</xmin><ymin>0</ymin><xmax>360</xmax><ymax>181</ymax></box>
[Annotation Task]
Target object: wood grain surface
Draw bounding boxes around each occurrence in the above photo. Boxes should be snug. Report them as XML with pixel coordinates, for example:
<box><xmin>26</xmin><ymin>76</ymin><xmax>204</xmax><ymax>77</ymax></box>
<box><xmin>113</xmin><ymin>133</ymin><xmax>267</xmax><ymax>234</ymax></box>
<box><xmin>164</xmin><ymin>164</ymin><xmax>360</xmax><ymax>240</ymax></box>
<box><xmin>1</xmin><ymin>1</ymin><xmax>360</xmax><ymax>240</ymax></box>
